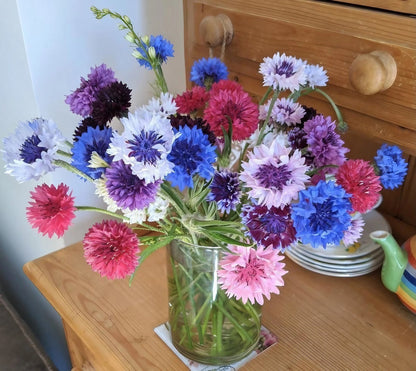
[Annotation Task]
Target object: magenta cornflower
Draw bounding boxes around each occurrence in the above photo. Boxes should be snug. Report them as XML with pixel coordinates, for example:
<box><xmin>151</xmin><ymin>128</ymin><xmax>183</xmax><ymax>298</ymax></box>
<box><xmin>83</xmin><ymin>220</ymin><xmax>140</xmax><ymax>280</ymax></box>
<box><xmin>335</xmin><ymin>159</ymin><xmax>382</xmax><ymax>213</ymax></box>
<box><xmin>204</xmin><ymin>85</ymin><xmax>259</xmax><ymax>140</ymax></box>
<box><xmin>26</xmin><ymin>183</ymin><xmax>76</xmax><ymax>238</ymax></box>
<box><xmin>218</xmin><ymin>244</ymin><xmax>287</xmax><ymax>305</ymax></box>
<box><xmin>240</xmin><ymin>138</ymin><xmax>309</xmax><ymax>208</ymax></box>
<box><xmin>304</xmin><ymin>114</ymin><xmax>349</xmax><ymax>173</ymax></box>
<box><xmin>241</xmin><ymin>204</ymin><xmax>296</xmax><ymax>251</ymax></box>
<box><xmin>174</xmin><ymin>86</ymin><xmax>209</xmax><ymax>114</ymax></box>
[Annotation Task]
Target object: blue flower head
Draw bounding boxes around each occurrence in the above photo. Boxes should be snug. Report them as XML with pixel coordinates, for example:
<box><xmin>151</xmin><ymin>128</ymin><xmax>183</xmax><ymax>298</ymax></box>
<box><xmin>136</xmin><ymin>35</ymin><xmax>174</xmax><ymax>70</ymax></box>
<box><xmin>374</xmin><ymin>144</ymin><xmax>408</xmax><ymax>190</ymax></box>
<box><xmin>291</xmin><ymin>180</ymin><xmax>352</xmax><ymax>248</ymax></box>
<box><xmin>167</xmin><ymin>125</ymin><xmax>217</xmax><ymax>191</ymax></box>
<box><xmin>190</xmin><ymin>57</ymin><xmax>228</xmax><ymax>87</ymax></box>
<box><xmin>71</xmin><ymin>126</ymin><xmax>113</xmax><ymax>180</ymax></box>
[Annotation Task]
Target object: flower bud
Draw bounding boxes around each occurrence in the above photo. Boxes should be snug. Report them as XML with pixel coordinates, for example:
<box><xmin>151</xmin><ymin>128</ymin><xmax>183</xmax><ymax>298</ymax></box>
<box><xmin>140</xmin><ymin>35</ymin><xmax>150</xmax><ymax>45</ymax></box>
<box><xmin>125</xmin><ymin>32</ymin><xmax>135</xmax><ymax>43</ymax></box>
<box><xmin>148</xmin><ymin>46</ymin><xmax>156</xmax><ymax>61</ymax></box>
<box><xmin>122</xmin><ymin>15</ymin><xmax>131</xmax><ymax>24</ymax></box>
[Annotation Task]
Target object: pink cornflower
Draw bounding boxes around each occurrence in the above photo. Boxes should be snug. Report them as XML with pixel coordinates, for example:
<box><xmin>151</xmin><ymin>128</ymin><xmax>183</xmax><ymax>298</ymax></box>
<box><xmin>336</xmin><ymin>159</ymin><xmax>382</xmax><ymax>213</ymax></box>
<box><xmin>83</xmin><ymin>220</ymin><xmax>140</xmax><ymax>280</ymax></box>
<box><xmin>240</xmin><ymin>138</ymin><xmax>309</xmax><ymax>208</ymax></box>
<box><xmin>343</xmin><ymin>215</ymin><xmax>365</xmax><ymax>246</ymax></box>
<box><xmin>26</xmin><ymin>183</ymin><xmax>76</xmax><ymax>238</ymax></box>
<box><xmin>218</xmin><ymin>244</ymin><xmax>287</xmax><ymax>305</ymax></box>
<box><xmin>204</xmin><ymin>86</ymin><xmax>259</xmax><ymax>140</ymax></box>
<box><xmin>174</xmin><ymin>86</ymin><xmax>209</xmax><ymax>114</ymax></box>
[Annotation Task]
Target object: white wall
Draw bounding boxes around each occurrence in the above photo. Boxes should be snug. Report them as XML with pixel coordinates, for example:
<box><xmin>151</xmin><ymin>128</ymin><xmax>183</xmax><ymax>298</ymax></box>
<box><xmin>0</xmin><ymin>1</ymin><xmax>185</xmax><ymax>369</ymax></box>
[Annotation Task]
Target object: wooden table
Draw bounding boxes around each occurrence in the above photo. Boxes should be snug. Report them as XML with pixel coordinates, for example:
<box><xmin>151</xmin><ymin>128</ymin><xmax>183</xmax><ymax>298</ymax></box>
<box><xmin>24</xmin><ymin>242</ymin><xmax>416</xmax><ymax>370</ymax></box>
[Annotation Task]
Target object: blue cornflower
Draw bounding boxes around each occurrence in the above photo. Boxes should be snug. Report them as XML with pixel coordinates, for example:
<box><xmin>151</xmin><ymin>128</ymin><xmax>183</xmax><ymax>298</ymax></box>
<box><xmin>3</xmin><ymin>118</ymin><xmax>66</xmax><ymax>182</ymax></box>
<box><xmin>167</xmin><ymin>125</ymin><xmax>217</xmax><ymax>191</ymax></box>
<box><xmin>291</xmin><ymin>180</ymin><xmax>352</xmax><ymax>248</ymax></box>
<box><xmin>207</xmin><ymin>170</ymin><xmax>241</xmax><ymax>213</ymax></box>
<box><xmin>136</xmin><ymin>35</ymin><xmax>174</xmax><ymax>70</ymax></box>
<box><xmin>190</xmin><ymin>58</ymin><xmax>228</xmax><ymax>87</ymax></box>
<box><xmin>71</xmin><ymin>126</ymin><xmax>114</xmax><ymax>180</ymax></box>
<box><xmin>374</xmin><ymin>144</ymin><xmax>408</xmax><ymax>190</ymax></box>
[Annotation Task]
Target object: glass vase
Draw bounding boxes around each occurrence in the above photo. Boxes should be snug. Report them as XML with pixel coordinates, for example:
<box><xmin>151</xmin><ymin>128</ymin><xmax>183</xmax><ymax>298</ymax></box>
<box><xmin>167</xmin><ymin>239</ymin><xmax>261</xmax><ymax>365</ymax></box>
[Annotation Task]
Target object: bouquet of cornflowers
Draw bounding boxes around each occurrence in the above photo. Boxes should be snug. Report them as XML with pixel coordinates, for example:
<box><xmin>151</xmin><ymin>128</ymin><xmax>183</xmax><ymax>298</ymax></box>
<box><xmin>2</xmin><ymin>6</ymin><xmax>409</xmax><ymax>363</ymax></box>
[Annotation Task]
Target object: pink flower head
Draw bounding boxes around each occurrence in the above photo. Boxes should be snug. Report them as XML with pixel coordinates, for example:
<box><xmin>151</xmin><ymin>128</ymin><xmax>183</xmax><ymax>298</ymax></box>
<box><xmin>210</xmin><ymin>79</ymin><xmax>243</xmax><ymax>94</ymax></box>
<box><xmin>83</xmin><ymin>220</ymin><xmax>140</xmax><ymax>280</ymax></box>
<box><xmin>343</xmin><ymin>214</ymin><xmax>365</xmax><ymax>246</ymax></box>
<box><xmin>336</xmin><ymin>159</ymin><xmax>382</xmax><ymax>213</ymax></box>
<box><xmin>26</xmin><ymin>183</ymin><xmax>76</xmax><ymax>238</ymax></box>
<box><xmin>218</xmin><ymin>244</ymin><xmax>287</xmax><ymax>305</ymax></box>
<box><xmin>174</xmin><ymin>86</ymin><xmax>209</xmax><ymax>114</ymax></box>
<box><xmin>240</xmin><ymin>138</ymin><xmax>310</xmax><ymax>208</ymax></box>
<box><xmin>203</xmin><ymin>85</ymin><xmax>259</xmax><ymax>140</ymax></box>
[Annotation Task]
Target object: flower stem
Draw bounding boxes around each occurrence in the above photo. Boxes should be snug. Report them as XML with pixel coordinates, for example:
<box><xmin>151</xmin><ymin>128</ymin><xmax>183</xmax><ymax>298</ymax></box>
<box><xmin>54</xmin><ymin>159</ymin><xmax>94</xmax><ymax>182</ymax></box>
<box><xmin>75</xmin><ymin>206</ymin><xmax>128</xmax><ymax>221</ymax></box>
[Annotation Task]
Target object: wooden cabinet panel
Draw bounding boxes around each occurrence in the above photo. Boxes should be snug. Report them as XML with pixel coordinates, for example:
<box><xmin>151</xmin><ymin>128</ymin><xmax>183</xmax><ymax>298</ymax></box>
<box><xmin>184</xmin><ymin>0</ymin><xmax>416</xmax><ymax>242</ymax></box>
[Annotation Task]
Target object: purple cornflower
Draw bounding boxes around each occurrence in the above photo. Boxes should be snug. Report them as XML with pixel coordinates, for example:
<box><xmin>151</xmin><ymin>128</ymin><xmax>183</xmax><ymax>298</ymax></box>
<box><xmin>259</xmin><ymin>52</ymin><xmax>307</xmax><ymax>92</ymax></box>
<box><xmin>240</xmin><ymin>138</ymin><xmax>309</xmax><ymax>209</ymax></box>
<box><xmin>304</xmin><ymin>114</ymin><xmax>349</xmax><ymax>172</ymax></box>
<box><xmin>105</xmin><ymin>160</ymin><xmax>161</xmax><ymax>211</ymax></box>
<box><xmin>374</xmin><ymin>144</ymin><xmax>408</xmax><ymax>189</ymax></box>
<box><xmin>207</xmin><ymin>170</ymin><xmax>241</xmax><ymax>213</ymax></box>
<box><xmin>71</xmin><ymin>126</ymin><xmax>114</xmax><ymax>180</ymax></box>
<box><xmin>65</xmin><ymin>64</ymin><xmax>117</xmax><ymax>117</ymax></box>
<box><xmin>242</xmin><ymin>203</ymin><xmax>296</xmax><ymax>251</ymax></box>
<box><xmin>260</xmin><ymin>97</ymin><xmax>305</xmax><ymax>126</ymax></box>
<box><xmin>136</xmin><ymin>35</ymin><xmax>174</xmax><ymax>70</ymax></box>
<box><xmin>292</xmin><ymin>180</ymin><xmax>352</xmax><ymax>248</ymax></box>
<box><xmin>190</xmin><ymin>58</ymin><xmax>228</xmax><ymax>87</ymax></box>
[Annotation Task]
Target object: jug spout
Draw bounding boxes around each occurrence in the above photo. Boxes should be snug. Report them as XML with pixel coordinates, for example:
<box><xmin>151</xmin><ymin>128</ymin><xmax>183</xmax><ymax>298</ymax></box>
<box><xmin>370</xmin><ymin>230</ymin><xmax>407</xmax><ymax>293</ymax></box>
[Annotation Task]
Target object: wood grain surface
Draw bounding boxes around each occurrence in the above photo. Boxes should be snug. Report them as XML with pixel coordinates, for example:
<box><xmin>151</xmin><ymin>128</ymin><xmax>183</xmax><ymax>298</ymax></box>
<box><xmin>24</xmin><ymin>242</ymin><xmax>416</xmax><ymax>370</ymax></box>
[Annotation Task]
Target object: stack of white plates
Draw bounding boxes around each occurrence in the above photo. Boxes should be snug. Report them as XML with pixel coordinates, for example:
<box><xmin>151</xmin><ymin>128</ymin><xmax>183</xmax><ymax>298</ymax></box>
<box><xmin>286</xmin><ymin>210</ymin><xmax>390</xmax><ymax>277</ymax></box>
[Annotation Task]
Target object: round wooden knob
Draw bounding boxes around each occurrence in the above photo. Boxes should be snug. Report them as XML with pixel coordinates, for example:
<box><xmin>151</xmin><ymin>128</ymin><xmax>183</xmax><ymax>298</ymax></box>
<box><xmin>349</xmin><ymin>51</ymin><xmax>397</xmax><ymax>95</ymax></box>
<box><xmin>199</xmin><ymin>14</ymin><xmax>233</xmax><ymax>48</ymax></box>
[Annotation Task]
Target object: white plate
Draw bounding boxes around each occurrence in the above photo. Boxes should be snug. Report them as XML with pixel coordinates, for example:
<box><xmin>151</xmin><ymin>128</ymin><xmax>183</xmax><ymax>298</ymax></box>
<box><xmin>286</xmin><ymin>248</ymin><xmax>384</xmax><ymax>272</ymax></box>
<box><xmin>289</xmin><ymin>243</ymin><xmax>384</xmax><ymax>265</ymax></box>
<box><xmin>293</xmin><ymin>210</ymin><xmax>390</xmax><ymax>259</ymax></box>
<box><xmin>286</xmin><ymin>251</ymin><xmax>383</xmax><ymax>277</ymax></box>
